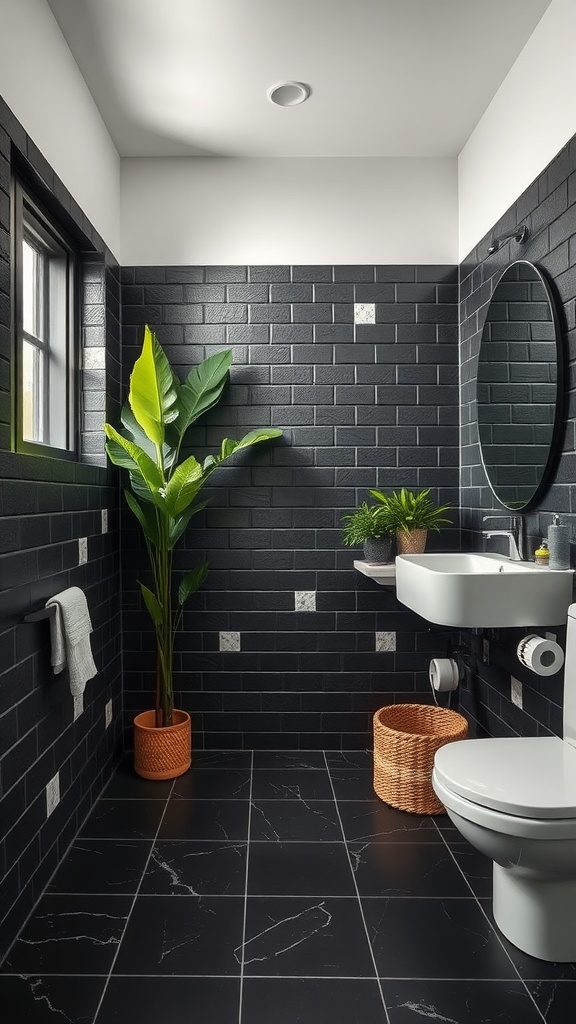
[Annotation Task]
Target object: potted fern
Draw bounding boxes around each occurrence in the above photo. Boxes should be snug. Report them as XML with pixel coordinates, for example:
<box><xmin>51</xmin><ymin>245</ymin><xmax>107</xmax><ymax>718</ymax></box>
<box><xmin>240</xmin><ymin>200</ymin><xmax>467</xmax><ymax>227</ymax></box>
<box><xmin>341</xmin><ymin>502</ymin><xmax>394</xmax><ymax>563</ymax></box>
<box><xmin>104</xmin><ymin>326</ymin><xmax>281</xmax><ymax>779</ymax></box>
<box><xmin>370</xmin><ymin>487</ymin><xmax>452</xmax><ymax>554</ymax></box>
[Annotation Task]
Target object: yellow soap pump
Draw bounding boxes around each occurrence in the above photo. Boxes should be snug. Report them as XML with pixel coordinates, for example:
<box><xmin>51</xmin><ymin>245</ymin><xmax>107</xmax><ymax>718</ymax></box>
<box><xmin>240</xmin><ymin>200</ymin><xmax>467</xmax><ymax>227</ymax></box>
<box><xmin>534</xmin><ymin>540</ymin><xmax>550</xmax><ymax>566</ymax></box>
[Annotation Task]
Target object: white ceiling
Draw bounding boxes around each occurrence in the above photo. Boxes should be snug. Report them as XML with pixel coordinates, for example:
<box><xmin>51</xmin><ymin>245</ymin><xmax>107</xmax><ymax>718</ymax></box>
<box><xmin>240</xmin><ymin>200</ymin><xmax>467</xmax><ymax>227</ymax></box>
<box><xmin>47</xmin><ymin>0</ymin><xmax>551</xmax><ymax>159</ymax></box>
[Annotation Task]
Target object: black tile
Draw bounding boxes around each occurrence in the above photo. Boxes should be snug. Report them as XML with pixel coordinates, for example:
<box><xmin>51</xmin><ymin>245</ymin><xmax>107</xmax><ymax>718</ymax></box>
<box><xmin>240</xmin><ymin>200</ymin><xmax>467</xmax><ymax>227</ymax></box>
<box><xmin>251</xmin><ymin>770</ymin><xmax>333</xmax><ymax>801</ymax></box>
<box><xmin>330</xmin><ymin>769</ymin><xmax>374</xmax><ymax>800</ymax></box>
<box><xmin>158</xmin><ymin>799</ymin><xmax>249</xmax><ymax>840</ymax></box>
<box><xmin>192</xmin><ymin>750</ymin><xmax>252</xmax><ymax>770</ymax></box>
<box><xmin>349</xmin><ymin>842</ymin><xmax>471</xmax><ymax>897</ymax></box>
<box><xmin>250</xmin><ymin>800</ymin><xmax>342</xmax><ymax>842</ymax></box>
<box><xmin>338</xmin><ymin>802</ymin><xmax>443</xmax><ymax>843</ymax></box>
<box><xmin>241</xmin><ymin>978</ymin><xmax>387</xmax><ymax>1024</ymax></box>
<box><xmin>98</xmin><ymin>976</ymin><xmax>241</xmax><ymax>1024</ymax></box>
<box><xmin>3</xmin><ymin>895</ymin><xmax>131</xmax><ymax>974</ymax></box>
<box><xmin>0</xmin><ymin>975</ymin><xmax>105</xmax><ymax>1022</ymax></box>
<box><xmin>527</xmin><ymin>981</ymin><xmax>576</xmax><ymax>1022</ymax></box>
<box><xmin>242</xmin><ymin>897</ymin><xmax>375</xmax><ymax>977</ymax></box>
<box><xmin>450</xmin><ymin>842</ymin><xmax>492</xmax><ymax>897</ymax></box>
<box><xmin>363</xmin><ymin>897</ymin><xmax>517</xmax><ymax>979</ymax></box>
<box><xmin>48</xmin><ymin>839</ymin><xmax>152</xmax><ymax>894</ymax></box>
<box><xmin>113</xmin><ymin>895</ymin><xmax>244</xmax><ymax>975</ymax></box>
<box><xmin>172</xmin><ymin>769</ymin><xmax>251</xmax><ymax>800</ymax></box>
<box><xmin>103</xmin><ymin>758</ymin><xmax>174</xmax><ymax>799</ymax></box>
<box><xmin>252</xmin><ymin>751</ymin><xmax>327</xmax><ymax>769</ymax></box>
<box><xmin>326</xmin><ymin>751</ymin><xmax>372</xmax><ymax>769</ymax></box>
<box><xmin>248</xmin><ymin>842</ymin><xmax>354</xmax><ymax>896</ymax></box>
<box><xmin>383</xmin><ymin>980</ymin><xmax>544</xmax><ymax>1023</ymax></box>
<box><xmin>140</xmin><ymin>841</ymin><xmax>247</xmax><ymax>895</ymax></box>
<box><xmin>78</xmin><ymin>800</ymin><xmax>165</xmax><ymax>840</ymax></box>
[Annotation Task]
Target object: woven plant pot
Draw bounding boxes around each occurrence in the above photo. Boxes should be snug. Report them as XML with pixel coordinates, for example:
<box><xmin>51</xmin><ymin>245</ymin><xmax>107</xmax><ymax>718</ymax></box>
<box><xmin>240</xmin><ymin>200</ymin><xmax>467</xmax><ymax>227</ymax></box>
<box><xmin>373</xmin><ymin>704</ymin><xmax>468</xmax><ymax>815</ymax></box>
<box><xmin>134</xmin><ymin>709</ymin><xmax>191</xmax><ymax>780</ymax></box>
<box><xmin>396</xmin><ymin>528</ymin><xmax>427</xmax><ymax>554</ymax></box>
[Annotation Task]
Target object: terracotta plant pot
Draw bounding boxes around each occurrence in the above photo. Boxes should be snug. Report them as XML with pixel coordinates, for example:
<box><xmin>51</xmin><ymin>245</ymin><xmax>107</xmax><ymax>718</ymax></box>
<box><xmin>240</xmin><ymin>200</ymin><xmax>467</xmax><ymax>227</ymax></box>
<box><xmin>133</xmin><ymin>709</ymin><xmax>191</xmax><ymax>780</ymax></box>
<box><xmin>396</xmin><ymin>529</ymin><xmax>427</xmax><ymax>555</ymax></box>
<box><xmin>363</xmin><ymin>536</ymin><xmax>394</xmax><ymax>564</ymax></box>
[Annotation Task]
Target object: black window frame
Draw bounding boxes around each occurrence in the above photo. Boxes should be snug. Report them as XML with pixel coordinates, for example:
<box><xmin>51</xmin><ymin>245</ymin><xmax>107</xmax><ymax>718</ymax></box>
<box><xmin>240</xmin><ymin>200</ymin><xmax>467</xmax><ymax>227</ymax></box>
<box><xmin>11</xmin><ymin>178</ymin><xmax>79</xmax><ymax>460</ymax></box>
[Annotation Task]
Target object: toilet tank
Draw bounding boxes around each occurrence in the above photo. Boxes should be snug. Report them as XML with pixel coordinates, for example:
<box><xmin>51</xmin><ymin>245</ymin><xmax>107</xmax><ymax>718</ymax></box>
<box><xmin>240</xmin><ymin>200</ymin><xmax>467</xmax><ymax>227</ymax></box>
<box><xmin>564</xmin><ymin>604</ymin><xmax>576</xmax><ymax>747</ymax></box>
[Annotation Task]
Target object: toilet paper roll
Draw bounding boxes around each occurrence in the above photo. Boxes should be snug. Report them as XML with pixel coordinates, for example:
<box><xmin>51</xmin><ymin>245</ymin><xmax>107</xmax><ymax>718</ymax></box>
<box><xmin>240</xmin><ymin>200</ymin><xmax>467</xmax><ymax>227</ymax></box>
<box><xmin>429</xmin><ymin>658</ymin><xmax>460</xmax><ymax>692</ymax></box>
<box><xmin>517</xmin><ymin>634</ymin><xmax>564</xmax><ymax>676</ymax></box>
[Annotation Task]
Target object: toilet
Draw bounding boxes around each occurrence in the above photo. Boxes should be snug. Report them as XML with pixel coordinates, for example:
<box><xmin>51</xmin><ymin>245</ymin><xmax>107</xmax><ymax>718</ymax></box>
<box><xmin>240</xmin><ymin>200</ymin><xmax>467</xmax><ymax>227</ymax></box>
<box><xmin>432</xmin><ymin>602</ymin><xmax>576</xmax><ymax>962</ymax></box>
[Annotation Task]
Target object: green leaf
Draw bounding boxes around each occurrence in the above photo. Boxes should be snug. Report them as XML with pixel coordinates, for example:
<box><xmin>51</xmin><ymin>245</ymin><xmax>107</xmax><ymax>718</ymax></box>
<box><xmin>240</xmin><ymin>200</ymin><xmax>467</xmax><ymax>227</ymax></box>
<box><xmin>163</xmin><ymin>455</ymin><xmax>204</xmax><ymax>516</ymax></box>
<box><xmin>129</xmin><ymin>325</ymin><xmax>179</xmax><ymax>450</ymax></box>
<box><xmin>139</xmin><ymin>582</ymin><xmax>163</xmax><ymax>626</ymax></box>
<box><xmin>169</xmin><ymin>500</ymin><xmax>211</xmax><ymax>548</ymax></box>
<box><xmin>178</xmin><ymin>564</ymin><xmax>210</xmax><ymax>606</ymax></box>
<box><xmin>105</xmin><ymin>424</ymin><xmax>164</xmax><ymax>504</ymax></box>
<box><xmin>170</xmin><ymin>349</ymin><xmax>233</xmax><ymax>444</ymax></box>
<box><xmin>124</xmin><ymin>490</ymin><xmax>160</xmax><ymax>547</ymax></box>
<box><xmin>203</xmin><ymin>428</ymin><xmax>283</xmax><ymax>475</ymax></box>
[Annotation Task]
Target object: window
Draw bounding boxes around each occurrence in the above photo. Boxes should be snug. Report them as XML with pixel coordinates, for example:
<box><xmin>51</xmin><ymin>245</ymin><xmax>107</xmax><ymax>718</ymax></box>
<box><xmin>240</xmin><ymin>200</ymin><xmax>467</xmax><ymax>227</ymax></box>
<box><xmin>13</xmin><ymin>181</ymin><xmax>78</xmax><ymax>457</ymax></box>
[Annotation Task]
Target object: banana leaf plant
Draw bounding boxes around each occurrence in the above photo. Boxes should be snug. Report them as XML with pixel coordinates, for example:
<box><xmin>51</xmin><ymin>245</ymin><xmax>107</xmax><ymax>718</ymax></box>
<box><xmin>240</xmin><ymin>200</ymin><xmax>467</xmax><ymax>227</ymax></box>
<box><xmin>105</xmin><ymin>326</ymin><xmax>281</xmax><ymax>728</ymax></box>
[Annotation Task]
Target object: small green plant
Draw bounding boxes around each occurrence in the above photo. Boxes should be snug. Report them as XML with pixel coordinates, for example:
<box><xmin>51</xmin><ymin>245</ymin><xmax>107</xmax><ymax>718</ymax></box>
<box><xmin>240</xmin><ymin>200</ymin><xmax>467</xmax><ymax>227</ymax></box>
<box><xmin>370</xmin><ymin>487</ymin><xmax>452</xmax><ymax>533</ymax></box>
<box><xmin>341</xmin><ymin>503</ymin><xmax>392</xmax><ymax>546</ymax></box>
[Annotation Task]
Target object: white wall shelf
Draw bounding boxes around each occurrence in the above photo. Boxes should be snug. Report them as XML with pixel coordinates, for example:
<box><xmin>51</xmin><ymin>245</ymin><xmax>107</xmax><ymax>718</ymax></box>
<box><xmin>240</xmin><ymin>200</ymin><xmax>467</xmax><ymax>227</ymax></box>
<box><xmin>354</xmin><ymin>560</ymin><xmax>396</xmax><ymax>587</ymax></box>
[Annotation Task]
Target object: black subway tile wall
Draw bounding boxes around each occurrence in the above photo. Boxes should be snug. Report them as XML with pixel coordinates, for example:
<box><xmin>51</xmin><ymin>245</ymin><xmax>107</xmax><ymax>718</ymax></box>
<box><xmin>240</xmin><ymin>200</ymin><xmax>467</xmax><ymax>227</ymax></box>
<box><xmin>120</xmin><ymin>265</ymin><xmax>459</xmax><ymax>750</ymax></box>
<box><xmin>459</xmin><ymin>132</ymin><xmax>576</xmax><ymax>740</ymax></box>
<box><xmin>0</xmin><ymin>98</ymin><xmax>123</xmax><ymax>960</ymax></box>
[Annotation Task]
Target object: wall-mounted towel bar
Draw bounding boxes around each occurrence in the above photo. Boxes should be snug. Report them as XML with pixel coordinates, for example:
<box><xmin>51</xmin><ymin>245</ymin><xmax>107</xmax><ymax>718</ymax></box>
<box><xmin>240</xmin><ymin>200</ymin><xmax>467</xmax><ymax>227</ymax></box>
<box><xmin>24</xmin><ymin>605</ymin><xmax>57</xmax><ymax>623</ymax></box>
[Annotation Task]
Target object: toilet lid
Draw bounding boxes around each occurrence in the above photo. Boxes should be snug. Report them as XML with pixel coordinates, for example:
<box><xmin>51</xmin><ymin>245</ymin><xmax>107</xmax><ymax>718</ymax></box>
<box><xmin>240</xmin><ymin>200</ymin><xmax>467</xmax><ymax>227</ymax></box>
<box><xmin>434</xmin><ymin>737</ymin><xmax>576</xmax><ymax>818</ymax></box>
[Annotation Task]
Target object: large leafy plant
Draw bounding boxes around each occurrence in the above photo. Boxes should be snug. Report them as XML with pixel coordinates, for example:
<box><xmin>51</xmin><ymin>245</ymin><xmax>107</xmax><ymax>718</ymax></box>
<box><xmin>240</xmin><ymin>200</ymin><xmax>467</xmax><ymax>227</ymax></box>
<box><xmin>105</xmin><ymin>326</ymin><xmax>281</xmax><ymax>728</ymax></box>
<box><xmin>341</xmin><ymin>503</ymin><xmax>392</xmax><ymax>546</ymax></box>
<box><xmin>370</xmin><ymin>487</ymin><xmax>452</xmax><ymax>533</ymax></box>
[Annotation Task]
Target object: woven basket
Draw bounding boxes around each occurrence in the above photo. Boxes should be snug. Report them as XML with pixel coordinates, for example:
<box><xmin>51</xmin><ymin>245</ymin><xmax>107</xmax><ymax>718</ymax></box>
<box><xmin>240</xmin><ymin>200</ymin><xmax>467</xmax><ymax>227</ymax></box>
<box><xmin>134</xmin><ymin>709</ymin><xmax>191</xmax><ymax>780</ymax></box>
<box><xmin>373</xmin><ymin>703</ymin><xmax>468</xmax><ymax>815</ymax></box>
<box><xmin>396</xmin><ymin>529</ymin><xmax>427</xmax><ymax>554</ymax></box>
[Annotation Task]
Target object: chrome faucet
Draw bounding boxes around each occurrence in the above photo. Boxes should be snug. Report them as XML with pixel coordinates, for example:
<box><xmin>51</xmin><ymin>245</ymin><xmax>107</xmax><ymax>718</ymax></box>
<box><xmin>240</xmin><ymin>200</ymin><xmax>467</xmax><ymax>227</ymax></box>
<box><xmin>482</xmin><ymin>514</ymin><xmax>525</xmax><ymax>561</ymax></box>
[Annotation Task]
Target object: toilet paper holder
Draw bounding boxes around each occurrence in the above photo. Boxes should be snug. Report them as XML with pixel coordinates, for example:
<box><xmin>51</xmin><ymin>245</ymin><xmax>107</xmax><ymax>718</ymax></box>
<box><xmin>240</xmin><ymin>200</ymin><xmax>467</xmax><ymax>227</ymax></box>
<box><xmin>517</xmin><ymin>633</ymin><xmax>564</xmax><ymax>677</ymax></box>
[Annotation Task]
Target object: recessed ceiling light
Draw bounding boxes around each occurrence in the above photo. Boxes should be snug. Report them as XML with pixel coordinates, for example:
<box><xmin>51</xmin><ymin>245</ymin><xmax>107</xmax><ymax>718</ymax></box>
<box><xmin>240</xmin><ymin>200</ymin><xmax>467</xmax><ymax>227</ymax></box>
<box><xmin>267</xmin><ymin>81</ymin><xmax>311</xmax><ymax>107</ymax></box>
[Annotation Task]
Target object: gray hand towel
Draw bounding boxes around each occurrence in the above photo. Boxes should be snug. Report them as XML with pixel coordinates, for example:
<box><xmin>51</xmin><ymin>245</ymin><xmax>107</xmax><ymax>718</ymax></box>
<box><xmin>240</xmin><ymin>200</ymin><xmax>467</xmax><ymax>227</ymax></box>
<box><xmin>46</xmin><ymin>587</ymin><xmax>98</xmax><ymax>696</ymax></box>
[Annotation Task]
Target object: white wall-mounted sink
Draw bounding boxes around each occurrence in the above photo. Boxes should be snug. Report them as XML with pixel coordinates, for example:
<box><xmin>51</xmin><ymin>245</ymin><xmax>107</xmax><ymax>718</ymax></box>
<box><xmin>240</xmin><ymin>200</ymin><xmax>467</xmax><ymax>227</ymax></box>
<box><xmin>395</xmin><ymin>552</ymin><xmax>574</xmax><ymax>628</ymax></box>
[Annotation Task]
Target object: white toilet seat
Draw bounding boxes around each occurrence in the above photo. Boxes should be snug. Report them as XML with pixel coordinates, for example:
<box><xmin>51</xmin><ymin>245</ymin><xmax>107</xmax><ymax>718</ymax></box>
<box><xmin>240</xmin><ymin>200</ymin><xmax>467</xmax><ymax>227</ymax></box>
<box><xmin>434</xmin><ymin>735</ymin><xmax>576</xmax><ymax>818</ymax></box>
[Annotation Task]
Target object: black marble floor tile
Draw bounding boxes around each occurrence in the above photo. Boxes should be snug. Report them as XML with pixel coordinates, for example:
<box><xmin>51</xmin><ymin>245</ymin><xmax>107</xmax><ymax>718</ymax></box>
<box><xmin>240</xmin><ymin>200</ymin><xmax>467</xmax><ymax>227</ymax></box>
<box><xmin>102</xmin><ymin>757</ymin><xmax>174</xmax><ymax>800</ymax></box>
<box><xmin>349</xmin><ymin>842</ymin><xmax>471</xmax><ymax>897</ymax></box>
<box><xmin>78</xmin><ymin>799</ymin><xmax>165</xmax><ymax>840</ymax></box>
<box><xmin>527</xmin><ymin>980</ymin><xmax>576</xmax><ymax>1022</ymax></box>
<box><xmin>48</xmin><ymin>839</ymin><xmax>152</xmax><ymax>894</ymax></box>
<box><xmin>97</xmin><ymin>976</ymin><xmax>241</xmax><ymax>1023</ymax></box>
<box><xmin>329</xmin><ymin>769</ymin><xmax>375</xmax><ymax>800</ymax></box>
<box><xmin>382</xmin><ymin>979</ymin><xmax>545</xmax><ymax>1023</ymax></box>
<box><xmin>338</xmin><ymin>801</ymin><xmax>443</xmax><ymax>843</ymax></box>
<box><xmin>325</xmin><ymin>751</ymin><xmax>372</xmax><ymax>770</ymax></box>
<box><xmin>192</xmin><ymin>750</ymin><xmax>252</xmax><ymax>770</ymax></box>
<box><xmin>250</xmin><ymin>799</ymin><xmax>342</xmax><ymax>842</ymax></box>
<box><xmin>241</xmin><ymin>978</ymin><xmax>388</xmax><ymax>1024</ymax></box>
<box><xmin>450</xmin><ymin>842</ymin><xmax>493</xmax><ymax>897</ymax></box>
<box><xmin>253</xmin><ymin>752</ymin><xmax>327</xmax><ymax>770</ymax></box>
<box><xmin>172</xmin><ymin>769</ymin><xmax>251</xmax><ymax>800</ymax></box>
<box><xmin>113</xmin><ymin>895</ymin><xmax>244</xmax><ymax>976</ymax></box>
<box><xmin>141</xmin><ymin>841</ymin><xmax>247</xmax><ymax>896</ymax></box>
<box><xmin>362</xmin><ymin>897</ymin><xmax>518</xmax><ymax>979</ymax></box>
<box><xmin>0</xmin><ymin>974</ymin><xmax>105</xmax><ymax>1023</ymax></box>
<box><xmin>248</xmin><ymin>842</ymin><xmax>355</xmax><ymax>897</ymax></box>
<box><xmin>241</xmin><ymin>897</ymin><xmax>375</xmax><ymax>977</ymax></box>
<box><xmin>2</xmin><ymin>895</ymin><xmax>132</xmax><ymax>975</ymax></box>
<box><xmin>251</xmin><ymin>770</ymin><xmax>333</xmax><ymax>801</ymax></box>
<box><xmin>158</xmin><ymin>799</ymin><xmax>249</xmax><ymax>841</ymax></box>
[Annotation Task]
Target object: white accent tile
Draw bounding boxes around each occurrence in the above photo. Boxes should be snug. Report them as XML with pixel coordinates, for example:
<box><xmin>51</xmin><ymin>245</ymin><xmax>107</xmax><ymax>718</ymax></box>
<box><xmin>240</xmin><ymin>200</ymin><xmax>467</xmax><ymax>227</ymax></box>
<box><xmin>354</xmin><ymin>302</ymin><xmax>375</xmax><ymax>325</ymax></box>
<box><xmin>46</xmin><ymin>773</ymin><xmax>60</xmax><ymax>818</ymax></box>
<box><xmin>376</xmin><ymin>631</ymin><xmax>396</xmax><ymax>652</ymax></box>
<box><xmin>84</xmin><ymin>347</ymin><xmax>106</xmax><ymax>369</ymax></box>
<box><xmin>73</xmin><ymin>693</ymin><xmax>84</xmax><ymax>721</ymax></box>
<box><xmin>105</xmin><ymin>699</ymin><xmax>113</xmax><ymax>729</ymax></box>
<box><xmin>101</xmin><ymin>509</ymin><xmax>108</xmax><ymax>534</ymax></box>
<box><xmin>220</xmin><ymin>631</ymin><xmax>241</xmax><ymax>652</ymax></box>
<box><xmin>78</xmin><ymin>538</ymin><xmax>88</xmax><ymax>564</ymax></box>
<box><xmin>295</xmin><ymin>591</ymin><xmax>316</xmax><ymax>612</ymax></box>
<box><xmin>511</xmin><ymin>676</ymin><xmax>523</xmax><ymax>709</ymax></box>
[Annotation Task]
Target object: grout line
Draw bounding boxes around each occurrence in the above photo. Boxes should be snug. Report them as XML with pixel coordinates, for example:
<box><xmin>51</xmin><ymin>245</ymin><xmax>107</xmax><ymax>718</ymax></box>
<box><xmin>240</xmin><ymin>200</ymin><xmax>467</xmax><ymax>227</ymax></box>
<box><xmin>324</xmin><ymin>751</ymin><xmax>391</xmax><ymax>1024</ymax></box>
<box><xmin>237</xmin><ymin>750</ymin><xmax>254</xmax><ymax>1024</ymax></box>
<box><xmin>91</xmin><ymin>777</ymin><xmax>176</xmax><ymax>1023</ymax></box>
<box><xmin>431</xmin><ymin>818</ymin><xmax>548</xmax><ymax>1024</ymax></box>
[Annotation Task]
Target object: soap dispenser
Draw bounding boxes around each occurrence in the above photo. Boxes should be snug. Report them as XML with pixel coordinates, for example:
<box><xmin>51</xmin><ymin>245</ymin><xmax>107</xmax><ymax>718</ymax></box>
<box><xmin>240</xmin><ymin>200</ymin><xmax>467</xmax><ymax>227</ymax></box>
<box><xmin>548</xmin><ymin>515</ymin><xmax>571</xmax><ymax>570</ymax></box>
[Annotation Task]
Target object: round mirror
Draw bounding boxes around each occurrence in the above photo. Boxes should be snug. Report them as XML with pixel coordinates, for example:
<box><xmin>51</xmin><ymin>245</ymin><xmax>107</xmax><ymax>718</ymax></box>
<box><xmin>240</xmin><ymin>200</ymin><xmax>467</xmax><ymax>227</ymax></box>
<box><xmin>476</xmin><ymin>260</ymin><xmax>563</xmax><ymax>511</ymax></box>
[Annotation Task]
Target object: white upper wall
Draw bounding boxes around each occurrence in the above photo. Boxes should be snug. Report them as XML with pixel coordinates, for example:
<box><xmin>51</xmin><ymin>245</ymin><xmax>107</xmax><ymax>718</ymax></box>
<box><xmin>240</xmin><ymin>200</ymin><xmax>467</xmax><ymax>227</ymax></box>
<box><xmin>0</xmin><ymin>0</ymin><xmax>121</xmax><ymax>257</ymax></box>
<box><xmin>458</xmin><ymin>0</ymin><xmax>576</xmax><ymax>261</ymax></box>
<box><xmin>121</xmin><ymin>157</ymin><xmax>458</xmax><ymax>266</ymax></box>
